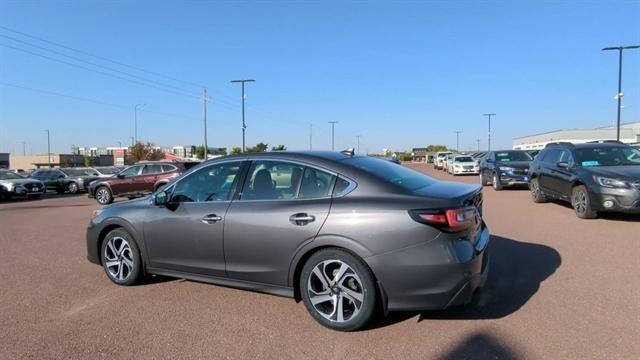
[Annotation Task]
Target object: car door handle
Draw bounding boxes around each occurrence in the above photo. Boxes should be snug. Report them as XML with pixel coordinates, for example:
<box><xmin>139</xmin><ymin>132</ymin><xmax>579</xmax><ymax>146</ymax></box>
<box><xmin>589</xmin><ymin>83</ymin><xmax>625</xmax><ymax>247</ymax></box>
<box><xmin>289</xmin><ymin>213</ymin><xmax>315</xmax><ymax>225</ymax></box>
<box><xmin>201</xmin><ymin>214</ymin><xmax>223</xmax><ymax>224</ymax></box>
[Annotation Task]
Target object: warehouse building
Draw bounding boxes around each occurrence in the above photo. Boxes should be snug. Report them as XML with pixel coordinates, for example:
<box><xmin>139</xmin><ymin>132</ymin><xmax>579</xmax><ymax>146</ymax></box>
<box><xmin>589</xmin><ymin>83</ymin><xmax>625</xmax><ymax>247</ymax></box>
<box><xmin>513</xmin><ymin>121</ymin><xmax>640</xmax><ymax>150</ymax></box>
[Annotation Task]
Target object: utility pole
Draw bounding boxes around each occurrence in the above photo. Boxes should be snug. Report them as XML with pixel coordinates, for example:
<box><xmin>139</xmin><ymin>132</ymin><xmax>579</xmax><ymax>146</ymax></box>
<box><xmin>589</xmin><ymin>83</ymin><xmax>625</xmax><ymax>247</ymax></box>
<box><xmin>356</xmin><ymin>135</ymin><xmax>361</xmax><ymax>154</ymax></box>
<box><xmin>602</xmin><ymin>45</ymin><xmax>639</xmax><ymax>141</ymax></box>
<box><xmin>309</xmin><ymin>123</ymin><xmax>313</xmax><ymax>150</ymax></box>
<box><xmin>134</xmin><ymin>103</ymin><xmax>144</xmax><ymax>144</ymax></box>
<box><xmin>328</xmin><ymin>121</ymin><xmax>338</xmax><ymax>151</ymax></box>
<box><xmin>118</xmin><ymin>141</ymin><xmax>122</xmax><ymax>148</ymax></box>
<box><xmin>202</xmin><ymin>88</ymin><xmax>209</xmax><ymax>160</ymax></box>
<box><xmin>22</xmin><ymin>141</ymin><xmax>26</xmax><ymax>156</ymax></box>
<box><xmin>454</xmin><ymin>131</ymin><xmax>462</xmax><ymax>152</ymax></box>
<box><xmin>483</xmin><ymin>114</ymin><xmax>496</xmax><ymax>151</ymax></box>
<box><xmin>231</xmin><ymin>79</ymin><xmax>255</xmax><ymax>152</ymax></box>
<box><xmin>476</xmin><ymin>138</ymin><xmax>481</xmax><ymax>152</ymax></box>
<box><xmin>44</xmin><ymin>129</ymin><xmax>50</xmax><ymax>167</ymax></box>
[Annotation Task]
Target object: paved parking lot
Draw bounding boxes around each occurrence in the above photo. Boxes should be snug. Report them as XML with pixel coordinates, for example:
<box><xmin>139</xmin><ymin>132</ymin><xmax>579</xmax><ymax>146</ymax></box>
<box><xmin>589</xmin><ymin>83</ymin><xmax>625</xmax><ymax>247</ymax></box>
<box><xmin>1</xmin><ymin>164</ymin><xmax>638</xmax><ymax>359</ymax></box>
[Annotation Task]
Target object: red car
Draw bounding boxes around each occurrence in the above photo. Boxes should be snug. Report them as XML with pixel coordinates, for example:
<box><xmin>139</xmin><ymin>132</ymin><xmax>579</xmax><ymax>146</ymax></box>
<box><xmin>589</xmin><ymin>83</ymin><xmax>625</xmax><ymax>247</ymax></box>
<box><xmin>88</xmin><ymin>161</ymin><xmax>196</xmax><ymax>204</ymax></box>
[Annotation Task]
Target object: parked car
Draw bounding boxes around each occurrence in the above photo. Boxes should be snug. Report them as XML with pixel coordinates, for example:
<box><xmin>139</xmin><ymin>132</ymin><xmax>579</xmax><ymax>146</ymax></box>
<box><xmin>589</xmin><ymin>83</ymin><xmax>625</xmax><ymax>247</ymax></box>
<box><xmin>87</xmin><ymin>151</ymin><xmax>489</xmax><ymax>331</ymax></box>
<box><xmin>479</xmin><ymin>150</ymin><xmax>534</xmax><ymax>190</ymax></box>
<box><xmin>443</xmin><ymin>153</ymin><xmax>456</xmax><ymax>173</ymax></box>
<box><xmin>0</xmin><ymin>170</ymin><xmax>45</xmax><ymax>200</ymax></box>
<box><xmin>91</xmin><ymin>166</ymin><xmax>121</xmax><ymax>177</ymax></box>
<box><xmin>426</xmin><ymin>154</ymin><xmax>434</xmax><ymax>163</ymax></box>
<box><xmin>9</xmin><ymin>169</ymin><xmax>27</xmax><ymax>175</ymax></box>
<box><xmin>433</xmin><ymin>151</ymin><xmax>452</xmax><ymax>170</ymax></box>
<box><xmin>448</xmin><ymin>155</ymin><xmax>480</xmax><ymax>175</ymax></box>
<box><xmin>30</xmin><ymin>168</ymin><xmax>100</xmax><ymax>194</ymax></box>
<box><xmin>528</xmin><ymin>141</ymin><xmax>640</xmax><ymax>218</ymax></box>
<box><xmin>88</xmin><ymin>161</ymin><xmax>187</xmax><ymax>204</ymax></box>
<box><xmin>527</xmin><ymin>150</ymin><xmax>541</xmax><ymax>159</ymax></box>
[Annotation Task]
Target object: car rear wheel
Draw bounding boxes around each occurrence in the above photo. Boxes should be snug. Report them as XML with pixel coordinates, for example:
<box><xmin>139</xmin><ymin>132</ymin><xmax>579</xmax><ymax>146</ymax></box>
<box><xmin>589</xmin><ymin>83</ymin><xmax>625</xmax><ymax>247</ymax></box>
<box><xmin>492</xmin><ymin>173</ymin><xmax>503</xmax><ymax>191</ymax></box>
<box><xmin>480</xmin><ymin>172</ymin><xmax>489</xmax><ymax>186</ymax></box>
<box><xmin>95</xmin><ymin>186</ymin><xmax>113</xmax><ymax>205</ymax></box>
<box><xmin>100</xmin><ymin>229</ymin><xmax>142</xmax><ymax>286</ymax></box>
<box><xmin>300</xmin><ymin>248</ymin><xmax>377</xmax><ymax>331</ymax></box>
<box><xmin>572</xmin><ymin>185</ymin><xmax>597</xmax><ymax>219</ymax></box>
<box><xmin>529</xmin><ymin>178</ymin><xmax>547</xmax><ymax>203</ymax></box>
<box><xmin>67</xmin><ymin>182</ymin><xmax>79</xmax><ymax>194</ymax></box>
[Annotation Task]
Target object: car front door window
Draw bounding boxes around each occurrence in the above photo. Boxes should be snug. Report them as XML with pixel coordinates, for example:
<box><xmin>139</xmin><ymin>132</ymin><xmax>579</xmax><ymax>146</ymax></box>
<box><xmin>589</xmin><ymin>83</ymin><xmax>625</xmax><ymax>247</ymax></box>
<box><xmin>119</xmin><ymin>166</ymin><xmax>141</xmax><ymax>178</ymax></box>
<box><xmin>170</xmin><ymin>162</ymin><xmax>242</xmax><ymax>203</ymax></box>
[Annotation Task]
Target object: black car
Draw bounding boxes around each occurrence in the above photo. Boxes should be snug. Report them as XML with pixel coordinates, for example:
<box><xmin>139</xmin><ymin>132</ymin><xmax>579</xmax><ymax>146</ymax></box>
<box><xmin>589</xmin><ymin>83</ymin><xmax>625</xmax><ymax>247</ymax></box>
<box><xmin>479</xmin><ymin>150</ymin><xmax>534</xmax><ymax>190</ymax></box>
<box><xmin>30</xmin><ymin>168</ymin><xmax>100</xmax><ymax>194</ymax></box>
<box><xmin>528</xmin><ymin>141</ymin><xmax>640</xmax><ymax>218</ymax></box>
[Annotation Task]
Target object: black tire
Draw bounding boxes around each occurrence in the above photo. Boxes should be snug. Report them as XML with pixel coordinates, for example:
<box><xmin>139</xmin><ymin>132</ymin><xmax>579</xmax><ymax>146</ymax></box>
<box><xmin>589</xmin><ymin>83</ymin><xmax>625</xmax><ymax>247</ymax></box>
<box><xmin>95</xmin><ymin>186</ymin><xmax>113</xmax><ymax>205</ymax></box>
<box><xmin>67</xmin><ymin>182</ymin><xmax>79</xmax><ymax>194</ymax></box>
<box><xmin>480</xmin><ymin>171</ymin><xmax>489</xmax><ymax>186</ymax></box>
<box><xmin>27</xmin><ymin>194</ymin><xmax>42</xmax><ymax>200</ymax></box>
<box><xmin>100</xmin><ymin>228</ymin><xmax>142</xmax><ymax>286</ymax></box>
<box><xmin>56</xmin><ymin>187</ymin><xmax>65</xmax><ymax>194</ymax></box>
<box><xmin>529</xmin><ymin>178</ymin><xmax>547</xmax><ymax>203</ymax></box>
<box><xmin>0</xmin><ymin>192</ymin><xmax>11</xmax><ymax>201</ymax></box>
<box><xmin>300</xmin><ymin>248</ymin><xmax>377</xmax><ymax>331</ymax></box>
<box><xmin>572</xmin><ymin>185</ymin><xmax>597</xmax><ymax>219</ymax></box>
<box><xmin>492</xmin><ymin>173</ymin><xmax>503</xmax><ymax>191</ymax></box>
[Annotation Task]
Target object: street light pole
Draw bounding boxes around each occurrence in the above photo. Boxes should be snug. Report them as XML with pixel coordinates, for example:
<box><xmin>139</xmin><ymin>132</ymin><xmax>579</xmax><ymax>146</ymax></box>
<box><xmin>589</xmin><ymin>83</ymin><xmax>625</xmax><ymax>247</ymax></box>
<box><xmin>356</xmin><ymin>135</ymin><xmax>361</xmax><ymax>154</ymax></box>
<box><xmin>309</xmin><ymin>123</ymin><xmax>313</xmax><ymax>150</ymax></box>
<box><xmin>134</xmin><ymin>103</ymin><xmax>144</xmax><ymax>144</ymax></box>
<box><xmin>476</xmin><ymin>138</ymin><xmax>480</xmax><ymax>152</ymax></box>
<box><xmin>22</xmin><ymin>141</ymin><xmax>26</xmax><ymax>156</ymax></box>
<box><xmin>602</xmin><ymin>45</ymin><xmax>639</xmax><ymax>141</ymax></box>
<box><xmin>483</xmin><ymin>114</ymin><xmax>496</xmax><ymax>151</ymax></box>
<box><xmin>328</xmin><ymin>121</ymin><xmax>339</xmax><ymax>151</ymax></box>
<box><xmin>44</xmin><ymin>129</ymin><xmax>50</xmax><ymax>167</ymax></box>
<box><xmin>454</xmin><ymin>131</ymin><xmax>462</xmax><ymax>152</ymax></box>
<box><xmin>202</xmin><ymin>88</ymin><xmax>209</xmax><ymax>160</ymax></box>
<box><xmin>231</xmin><ymin>79</ymin><xmax>256</xmax><ymax>152</ymax></box>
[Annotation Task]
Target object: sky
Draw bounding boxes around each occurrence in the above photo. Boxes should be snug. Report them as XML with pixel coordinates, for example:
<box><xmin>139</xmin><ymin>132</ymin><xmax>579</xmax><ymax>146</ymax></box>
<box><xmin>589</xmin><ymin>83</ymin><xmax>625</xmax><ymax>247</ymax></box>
<box><xmin>0</xmin><ymin>0</ymin><xmax>639</xmax><ymax>155</ymax></box>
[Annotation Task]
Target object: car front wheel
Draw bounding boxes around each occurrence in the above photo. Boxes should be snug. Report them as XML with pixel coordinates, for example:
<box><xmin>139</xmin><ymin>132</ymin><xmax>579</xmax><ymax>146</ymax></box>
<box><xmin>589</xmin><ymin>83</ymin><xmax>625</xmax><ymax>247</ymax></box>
<box><xmin>300</xmin><ymin>248</ymin><xmax>377</xmax><ymax>331</ymax></box>
<box><xmin>492</xmin><ymin>173</ymin><xmax>503</xmax><ymax>191</ymax></box>
<box><xmin>530</xmin><ymin>178</ymin><xmax>547</xmax><ymax>203</ymax></box>
<box><xmin>100</xmin><ymin>229</ymin><xmax>142</xmax><ymax>285</ymax></box>
<box><xmin>572</xmin><ymin>185</ymin><xmax>597</xmax><ymax>219</ymax></box>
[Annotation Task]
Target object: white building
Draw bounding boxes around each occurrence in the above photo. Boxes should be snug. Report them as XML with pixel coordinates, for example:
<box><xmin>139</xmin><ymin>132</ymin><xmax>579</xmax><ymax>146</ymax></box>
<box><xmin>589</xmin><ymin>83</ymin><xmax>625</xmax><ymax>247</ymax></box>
<box><xmin>513</xmin><ymin>122</ymin><xmax>640</xmax><ymax>150</ymax></box>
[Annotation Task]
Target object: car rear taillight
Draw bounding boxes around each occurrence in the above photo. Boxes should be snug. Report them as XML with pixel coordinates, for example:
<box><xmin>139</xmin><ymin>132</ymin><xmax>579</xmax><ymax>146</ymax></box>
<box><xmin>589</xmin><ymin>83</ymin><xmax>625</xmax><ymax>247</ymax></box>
<box><xmin>410</xmin><ymin>207</ymin><xmax>479</xmax><ymax>232</ymax></box>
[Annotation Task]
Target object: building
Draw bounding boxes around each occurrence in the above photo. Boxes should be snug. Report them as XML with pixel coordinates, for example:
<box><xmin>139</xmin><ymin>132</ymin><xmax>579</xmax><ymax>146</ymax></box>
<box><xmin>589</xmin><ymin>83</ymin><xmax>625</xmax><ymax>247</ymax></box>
<box><xmin>513</xmin><ymin>121</ymin><xmax>640</xmax><ymax>150</ymax></box>
<box><xmin>411</xmin><ymin>148</ymin><xmax>428</xmax><ymax>162</ymax></box>
<box><xmin>0</xmin><ymin>153</ymin><xmax>9</xmax><ymax>169</ymax></box>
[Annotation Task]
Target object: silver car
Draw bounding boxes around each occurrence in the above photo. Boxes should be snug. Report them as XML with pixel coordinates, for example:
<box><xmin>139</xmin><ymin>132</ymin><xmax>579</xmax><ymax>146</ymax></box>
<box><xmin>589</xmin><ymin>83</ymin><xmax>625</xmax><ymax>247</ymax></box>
<box><xmin>0</xmin><ymin>170</ymin><xmax>45</xmax><ymax>200</ymax></box>
<box><xmin>86</xmin><ymin>151</ymin><xmax>490</xmax><ymax>331</ymax></box>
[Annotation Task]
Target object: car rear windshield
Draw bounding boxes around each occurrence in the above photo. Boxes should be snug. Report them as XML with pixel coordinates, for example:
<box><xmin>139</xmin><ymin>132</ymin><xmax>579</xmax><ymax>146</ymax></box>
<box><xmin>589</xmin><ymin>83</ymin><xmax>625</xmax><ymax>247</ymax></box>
<box><xmin>0</xmin><ymin>171</ymin><xmax>24</xmax><ymax>180</ymax></box>
<box><xmin>495</xmin><ymin>151</ymin><xmax>533</xmax><ymax>162</ymax></box>
<box><xmin>455</xmin><ymin>156</ymin><xmax>473</xmax><ymax>162</ymax></box>
<box><xmin>344</xmin><ymin>156</ymin><xmax>436</xmax><ymax>191</ymax></box>
<box><xmin>574</xmin><ymin>146</ymin><xmax>640</xmax><ymax>167</ymax></box>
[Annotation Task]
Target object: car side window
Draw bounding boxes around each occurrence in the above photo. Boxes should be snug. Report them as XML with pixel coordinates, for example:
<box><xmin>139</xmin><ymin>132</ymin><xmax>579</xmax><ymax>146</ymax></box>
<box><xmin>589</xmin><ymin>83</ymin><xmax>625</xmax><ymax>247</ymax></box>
<box><xmin>559</xmin><ymin>150</ymin><xmax>575</xmax><ymax>167</ymax></box>
<box><xmin>298</xmin><ymin>167</ymin><xmax>336</xmax><ymax>199</ymax></box>
<box><xmin>142</xmin><ymin>164</ymin><xmax>163</xmax><ymax>174</ymax></box>
<box><xmin>170</xmin><ymin>162</ymin><xmax>242</xmax><ymax>203</ymax></box>
<box><xmin>119</xmin><ymin>166</ymin><xmax>141</xmax><ymax>178</ymax></box>
<box><xmin>161</xmin><ymin>164</ymin><xmax>177</xmax><ymax>173</ymax></box>
<box><xmin>240</xmin><ymin>161</ymin><xmax>305</xmax><ymax>201</ymax></box>
<box><xmin>542</xmin><ymin>149</ymin><xmax>561</xmax><ymax>165</ymax></box>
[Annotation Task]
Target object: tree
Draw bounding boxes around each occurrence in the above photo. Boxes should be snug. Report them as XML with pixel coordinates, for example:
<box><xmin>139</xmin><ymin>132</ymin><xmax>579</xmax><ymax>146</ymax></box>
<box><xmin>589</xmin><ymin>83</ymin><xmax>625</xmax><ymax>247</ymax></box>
<box><xmin>128</xmin><ymin>142</ymin><xmax>165</xmax><ymax>163</ymax></box>
<box><xmin>230</xmin><ymin>147</ymin><xmax>242</xmax><ymax>155</ymax></box>
<box><xmin>426</xmin><ymin>145</ymin><xmax>449</xmax><ymax>152</ymax></box>
<box><xmin>83</xmin><ymin>156</ymin><xmax>95</xmax><ymax>167</ymax></box>
<box><xmin>271</xmin><ymin>144</ymin><xmax>286</xmax><ymax>151</ymax></box>
<box><xmin>246</xmin><ymin>142</ymin><xmax>269</xmax><ymax>153</ymax></box>
<box><xmin>195</xmin><ymin>146</ymin><xmax>205</xmax><ymax>160</ymax></box>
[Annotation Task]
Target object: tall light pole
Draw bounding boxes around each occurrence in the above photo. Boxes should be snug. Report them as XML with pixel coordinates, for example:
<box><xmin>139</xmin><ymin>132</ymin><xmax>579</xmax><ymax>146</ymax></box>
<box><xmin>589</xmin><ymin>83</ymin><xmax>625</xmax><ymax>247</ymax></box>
<box><xmin>602</xmin><ymin>45</ymin><xmax>639</xmax><ymax>141</ymax></box>
<box><xmin>22</xmin><ymin>141</ymin><xmax>26</xmax><ymax>156</ymax></box>
<box><xmin>134</xmin><ymin>103</ymin><xmax>145</xmax><ymax>144</ymax></box>
<box><xmin>476</xmin><ymin>138</ymin><xmax>481</xmax><ymax>152</ymax></box>
<box><xmin>129</xmin><ymin>136</ymin><xmax>134</xmax><ymax>147</ymax></box>
<box><xmin>309</xmin><ymin>123</ymin><xmax>313</xmax><ymax>150</ymax></box>
<box><xmin>356</xmin><ymin>135</ymin><xmax>361</xmax><ymax>154</ymax></box>
<box><xmin>231</xmin><ymin>79</ymin><xmax>255</xmax><ymax>152</ymax></box>
<box><xmin>44</xmin><ymin>129</ymin><xmax>50</xmax><ymax>167</ymax></box>
<box><xmin>117</xmin><ymin>141</ymin><xmax>122</xmax><ymax>148</ymax></box>
<box><xmin>202</xmin><ymin>88</ymin><xmax>209</xmax><ymax>159</ymax></box>
<box><xmin>483</xmin><ymin>114</ymin><xmax>496</xmax><ymax>151</ymax></box>
<box><xmin>328</xmin><ymin>121</ymin><xmax>339</xmax><ymax>151</ymax></box>
<box><xmin>454</xmin><ymin>131</ymin><xmax>462</xmax><ymax>152</ymax></box>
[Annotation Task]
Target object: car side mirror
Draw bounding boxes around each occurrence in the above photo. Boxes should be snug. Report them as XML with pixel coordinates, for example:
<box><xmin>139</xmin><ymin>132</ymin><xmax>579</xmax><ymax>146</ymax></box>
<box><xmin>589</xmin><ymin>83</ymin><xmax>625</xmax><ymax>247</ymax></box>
<box><xmin>117</xmin><ymin>174</ymin><xmax>125</xmax><ymax>179</ymax></box>
<box><xmin>557</xmin><ymin>161</ymin><xmax>569</xmax><ymax>169</ymax></box>
<box><xmin>154</xmin><ymin>190</ymin><xmax>169</xmax><ymax>206</ymax></box>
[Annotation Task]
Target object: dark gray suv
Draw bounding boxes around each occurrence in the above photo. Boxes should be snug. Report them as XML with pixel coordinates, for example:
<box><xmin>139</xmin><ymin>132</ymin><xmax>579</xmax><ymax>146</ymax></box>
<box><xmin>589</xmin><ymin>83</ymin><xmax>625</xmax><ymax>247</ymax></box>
<box><xmin>86</xmin><ymin>151</ymin><xmax>490</xmax><ymax>331</ymax></box>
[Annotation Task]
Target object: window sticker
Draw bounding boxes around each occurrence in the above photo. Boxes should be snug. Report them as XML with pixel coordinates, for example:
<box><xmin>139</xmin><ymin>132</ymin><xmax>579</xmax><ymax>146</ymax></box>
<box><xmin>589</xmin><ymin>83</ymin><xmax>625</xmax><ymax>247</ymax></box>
<box><xmin>581</xmin><ymin>161</ymin><xmax>599</xmax><ymax>167</ymax></box>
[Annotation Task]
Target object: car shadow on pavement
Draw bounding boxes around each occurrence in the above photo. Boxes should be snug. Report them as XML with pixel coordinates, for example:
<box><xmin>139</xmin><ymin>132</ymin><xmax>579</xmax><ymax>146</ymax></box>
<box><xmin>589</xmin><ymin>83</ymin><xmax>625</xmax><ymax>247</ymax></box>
<box><xmin>369</xmin><ymin>235</ymin><xmax>561</xmax><ymax>328</ymax></box>
<box><xmin>436</xmin><ymin>331</ymin><xmax>523</xmax><ymax>360</ymax></box>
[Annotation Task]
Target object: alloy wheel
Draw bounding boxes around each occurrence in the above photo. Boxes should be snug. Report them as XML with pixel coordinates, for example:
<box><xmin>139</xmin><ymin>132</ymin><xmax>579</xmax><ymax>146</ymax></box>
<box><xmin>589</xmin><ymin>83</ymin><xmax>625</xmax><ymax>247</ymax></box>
<box><xmin>96</xmin><ymin>188</ymin><xmax>111</xmax><ymax>204</ymax></box>
<box><xmin>68</xmin><ymin>182</ymin><xmax>78</xmax><ymax>194</ymax></box>
<box><xmin>104</xmin><ymin>236</ymin><xmax>134</xmax><ymax>281</ymax></box>
<box><xmin>531</xmin><ymin>181</ymin><xmax>540</xmax><ymax>198</ymax></box>
<box><xmin>573</xmin><ymin>190</ymin><xmax>587</xmax><ymax>214</ymax></box>
<box><xmin>307</xmin><ymin>260</ymin><xmax>364</xmax><ymax>323</ymax></box>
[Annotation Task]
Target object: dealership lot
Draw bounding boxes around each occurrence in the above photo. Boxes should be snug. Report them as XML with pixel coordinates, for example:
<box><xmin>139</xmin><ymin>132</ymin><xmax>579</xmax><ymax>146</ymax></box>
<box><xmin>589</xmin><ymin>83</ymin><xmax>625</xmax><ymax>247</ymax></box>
<box><xmin>1</xmin><ymin>164</ymin><xmax>638</xmax><ymax>359</ymax></box>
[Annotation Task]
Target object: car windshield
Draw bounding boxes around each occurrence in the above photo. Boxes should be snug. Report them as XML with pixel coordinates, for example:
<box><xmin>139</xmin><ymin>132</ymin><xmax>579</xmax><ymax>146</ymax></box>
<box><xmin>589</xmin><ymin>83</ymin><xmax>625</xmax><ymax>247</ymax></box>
<box><xmin>437</xmin><ymin>153</ymin><xmax>449</xmax><ymax>158</ymax></box>
<box><xmin>96</xmin><ymin>167</ymin><xmax>120</xmax><ymax>175</ymax></box>
<box><xmin>455</xmin><ymin>156</ymin><xmax>473</xmax><ymax>162</ymax></box>
<box><xmin>345</xmin><ymin>156</ymin><xmax>436</xmax><ymax>191</ymax></box>
<box><xmin>574</xmin><ymin>146</ymin><xmax>640</xmax><ymax>167</ymax></box>
<box><xmin>495</xmin><ymin>151</ymin><xmax>533</xmax><ymax>162</ymax></box>
<box><xmin>62</xmin><ymin>168</ymin><xmax>91</xmax><ymax>176</ymax></box>
<box><xmin>0</xmin><ymin>171</ymin><xmax>24</xmax><ymax>180</ymax></box>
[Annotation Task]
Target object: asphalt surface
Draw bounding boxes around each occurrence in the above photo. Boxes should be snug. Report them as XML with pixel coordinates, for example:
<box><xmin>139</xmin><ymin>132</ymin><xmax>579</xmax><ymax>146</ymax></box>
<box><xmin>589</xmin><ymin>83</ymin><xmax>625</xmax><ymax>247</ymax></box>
<box><xmin>1</xmin><ymin>164</ymin><xmax>639</xmax><ymax>359</ymax></box>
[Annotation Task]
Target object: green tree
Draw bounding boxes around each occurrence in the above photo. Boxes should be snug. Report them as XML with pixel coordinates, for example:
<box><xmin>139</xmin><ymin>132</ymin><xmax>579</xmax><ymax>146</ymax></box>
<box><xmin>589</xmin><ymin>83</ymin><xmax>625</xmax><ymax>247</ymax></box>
<box><xmin>271</xmin><ymin>144</ymin><xmax>287</xmax><ymax>151</ymax></box>
<box><xmin>246</xmin><ymin>142</ymin><xmax>269</xmax><ymax>153</ymax></box>
<box><xmin>83</xmin><ymin>156</ymin><xmax>94</xmax><ymax>167</ymax></box>
<box><xmin>195</xmin><ymin>146</ymin><xmax>205</xmax><ymax>159</ymax></box>
<box><xmin>426</xmin><ymin>145</ymin><xmax>449</xmax><ymax>152</ymax></box>
<box><xmin>128</xmin><ymin>142</ymin><xmax>165</xmax><ymax>162</ymax></box>
<box><xmin>229</xmin><ymin>147</ymin><xmax>242</xmax><ymax>155</ymax></box>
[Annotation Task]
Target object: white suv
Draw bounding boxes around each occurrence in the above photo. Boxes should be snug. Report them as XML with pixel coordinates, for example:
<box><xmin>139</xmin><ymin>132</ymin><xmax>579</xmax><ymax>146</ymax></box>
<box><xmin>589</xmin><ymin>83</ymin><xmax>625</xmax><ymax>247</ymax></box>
<box><xmin>434</xmin><ymin>151</ymin><xmax>452</xmax><ymax>170</ymax></box>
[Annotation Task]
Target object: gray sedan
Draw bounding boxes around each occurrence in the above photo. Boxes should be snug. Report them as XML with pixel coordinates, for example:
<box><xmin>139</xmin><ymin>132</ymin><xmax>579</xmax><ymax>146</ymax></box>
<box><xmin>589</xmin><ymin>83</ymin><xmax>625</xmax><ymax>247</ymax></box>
<box><xmin>86</xmin><ymin>151</ymin><xmax>490</xmax><ymax>331</ymax></box>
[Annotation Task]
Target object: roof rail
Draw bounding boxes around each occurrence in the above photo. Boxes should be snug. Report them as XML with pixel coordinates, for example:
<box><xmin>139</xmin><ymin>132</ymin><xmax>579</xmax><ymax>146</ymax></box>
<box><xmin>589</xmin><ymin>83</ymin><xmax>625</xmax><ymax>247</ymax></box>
<box><xmin>545</xmin><ymin>142</ymin><xmax>574</xmax><ymax>148</ymax></box>
<box><xmin>340</xmin><ymin>148</ymin><xmax>355</xmax><ymax>157</ymax></box>
<box><xmin>585</xmin><ymin>140</ymin><xmax>624</xmax><ymax>144</ymax></box>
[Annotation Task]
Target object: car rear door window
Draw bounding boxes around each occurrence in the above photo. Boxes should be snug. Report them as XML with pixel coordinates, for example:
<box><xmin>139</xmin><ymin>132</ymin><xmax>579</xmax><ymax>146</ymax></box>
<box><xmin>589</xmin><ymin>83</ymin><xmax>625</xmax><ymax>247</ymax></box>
<box><xmin>161</xmin><ymin>164</ymin><xmax>177</xmax><ymax>173</ymax></box>
<box><xmin>170</xmin><ymin>161</ymin><xmax>242</xmax><ymax>203</ymax></box>
<box><xmin>298</xmin><ymin>167</ymin><xmax>336</xmax><ymax>199</ymax></box>
<box><xmin>241</xmin><ymin>161</ymin><xmax>305</xmax><ymax>200</ymax></box>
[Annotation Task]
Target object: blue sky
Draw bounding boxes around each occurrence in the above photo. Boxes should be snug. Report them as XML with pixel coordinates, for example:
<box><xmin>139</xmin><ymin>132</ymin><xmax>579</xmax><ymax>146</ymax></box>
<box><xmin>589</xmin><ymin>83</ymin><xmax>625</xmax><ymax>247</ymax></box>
<box><xmin>1</xmin><ymin>0</ymin><xmax>639</xmax><ymax>155</ymax></box>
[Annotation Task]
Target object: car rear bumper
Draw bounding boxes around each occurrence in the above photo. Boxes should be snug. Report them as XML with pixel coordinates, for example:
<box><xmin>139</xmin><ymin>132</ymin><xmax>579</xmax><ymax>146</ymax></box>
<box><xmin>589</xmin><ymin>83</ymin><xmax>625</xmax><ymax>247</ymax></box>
<box><xmin>366</xmin><ymin>225</ymin><xmax>490</xmax><ymax>312</ymax></box>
